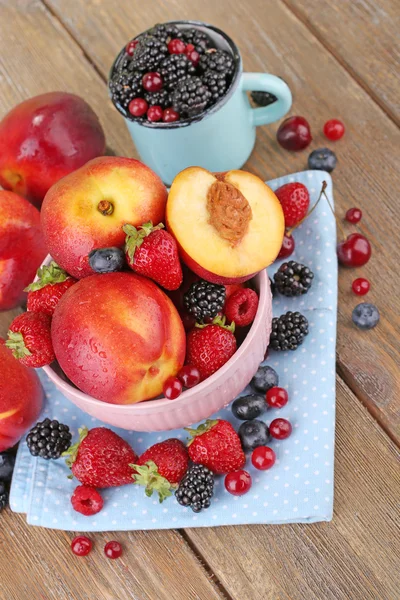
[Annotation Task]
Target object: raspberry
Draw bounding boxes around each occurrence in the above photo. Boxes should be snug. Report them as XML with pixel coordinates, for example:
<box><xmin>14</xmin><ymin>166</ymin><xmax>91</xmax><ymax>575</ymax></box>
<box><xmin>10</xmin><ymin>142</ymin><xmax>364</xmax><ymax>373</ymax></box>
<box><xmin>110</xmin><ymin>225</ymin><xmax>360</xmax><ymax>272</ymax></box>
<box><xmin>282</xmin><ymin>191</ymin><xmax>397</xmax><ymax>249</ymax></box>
<box><xmin>275</xmin><ymin>182</ymin><xmax>310</xmax><ymax>228</ymax></box>
<box><xmin>224</xmin><ymin>288</ymin><xmax>259</xmax><ymax>327</ymax></box>
<box><xmin>71</xmin><ymin>485</ymin><xmax>104</xmax><ymax>516</ymax></box>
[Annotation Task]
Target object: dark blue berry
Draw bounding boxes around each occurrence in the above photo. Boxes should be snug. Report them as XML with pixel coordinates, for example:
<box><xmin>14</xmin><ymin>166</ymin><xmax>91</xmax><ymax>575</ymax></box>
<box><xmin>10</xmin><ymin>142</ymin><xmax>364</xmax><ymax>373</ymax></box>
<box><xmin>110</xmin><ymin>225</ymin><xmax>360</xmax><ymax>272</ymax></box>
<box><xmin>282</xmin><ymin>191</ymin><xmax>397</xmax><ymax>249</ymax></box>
<box><xmin>0</xmin><ymin>453</ymin><xmax>15</xmax><ymax>482</ymax></box>
<box><xmin>352</xmin><ymin>303</ymin><xmax>380</xmax><ymax>330</ymax></box>
<box><xmin>0</xmin><ymin>481</ymin><xmax>8</xmax><ymax>511</ymax></box>
<box><xmin>238</xmin><ymin>420</ymin><xmax>270</xmax><ymax>451</ymax></box>
<box><xmin>88</xmin><ymin>247</ymin><xmax>125</xmax><ymax>273</ymax></box>
<box><xmin>251</xmin><ymin>365</ymin><xmax>279</xmax><ymax>393</ymax></box>
<box><xmin>308</xmin><ymin>147</ymin><xmax>337</xmax><ymax>173</ymax></box>
<box><xmin>232</xmin><ymin>394</ymin><xmax>266</xmax><ymax>421</ymax></box>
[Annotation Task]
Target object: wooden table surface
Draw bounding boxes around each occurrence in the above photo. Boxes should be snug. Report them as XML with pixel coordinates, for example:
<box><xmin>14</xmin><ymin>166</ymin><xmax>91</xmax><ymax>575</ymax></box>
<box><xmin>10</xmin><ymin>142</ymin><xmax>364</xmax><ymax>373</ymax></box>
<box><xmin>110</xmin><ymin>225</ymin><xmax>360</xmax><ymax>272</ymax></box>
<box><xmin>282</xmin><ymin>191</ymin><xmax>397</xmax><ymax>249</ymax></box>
<box><xmin>1</xmin><ymin>1</ymin><xmax>399</xmax><ymax>599</ymax></box>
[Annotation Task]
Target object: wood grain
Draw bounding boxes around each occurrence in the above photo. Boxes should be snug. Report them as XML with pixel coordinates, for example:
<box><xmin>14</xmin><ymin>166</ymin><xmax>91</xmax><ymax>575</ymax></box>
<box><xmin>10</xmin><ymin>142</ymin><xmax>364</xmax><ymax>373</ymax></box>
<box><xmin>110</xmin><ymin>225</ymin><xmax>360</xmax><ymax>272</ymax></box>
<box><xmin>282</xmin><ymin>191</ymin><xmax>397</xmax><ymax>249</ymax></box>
<box><xmin>43</xmin><ymin>0</ymin><xmax>400</xmax><ymax>441</ymax></box>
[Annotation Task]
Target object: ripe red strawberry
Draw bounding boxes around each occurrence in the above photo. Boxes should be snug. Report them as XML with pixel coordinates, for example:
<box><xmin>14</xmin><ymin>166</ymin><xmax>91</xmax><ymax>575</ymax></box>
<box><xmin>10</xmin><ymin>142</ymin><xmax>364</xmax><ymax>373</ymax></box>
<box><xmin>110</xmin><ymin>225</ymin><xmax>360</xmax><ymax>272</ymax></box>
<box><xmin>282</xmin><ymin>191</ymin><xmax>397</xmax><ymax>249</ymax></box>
<box><xmin>275</xmin><ymin>182</ymin><xmax>310</xmax><ymax>227</ymax></box>
<box><xmin>186</xmin><ymin>316</ymin><xmax>237</xmax><ymax>381</ymax></box>
<box><xmin>186</xmin><ymin>419</ymin><xmax>245</xmax><ymax>474</ymax></box>
<box><xmin>123</xmin><ymin>222</ymin><xmax>182</xmax><ymax>291</ymax></box>
<box><xmin>25</xmin><ymin>261</ymin><xmax>77</xmax><ymax>316</ymax></box>
<box><xmin>64</xmin><ymin>427</ymin><xmax>138</xmax><ymax>488</ymax></box>
<box><xmin>132</xmin><ymin>439</ymin><xmax>189</xmax><ymax>502</ymax></box>
<box><xmin>6</xmin><ymin>311</ymin><xmax>55</xmax><ymax>367</ymax></box>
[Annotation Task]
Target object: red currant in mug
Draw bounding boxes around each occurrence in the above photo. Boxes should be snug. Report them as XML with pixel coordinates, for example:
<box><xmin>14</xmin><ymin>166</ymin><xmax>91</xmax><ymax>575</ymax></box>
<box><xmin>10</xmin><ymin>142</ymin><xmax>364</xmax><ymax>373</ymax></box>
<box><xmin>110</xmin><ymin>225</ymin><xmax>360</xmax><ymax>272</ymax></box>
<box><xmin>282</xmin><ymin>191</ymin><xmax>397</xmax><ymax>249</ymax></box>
<box><xmin>178</xmin><ymin>365</ymin><xmax>201</xmax><ymax>388</ymax></box>
<box><xmin>225</xmin><ymin>470</ymin><xmax>252</xmax><ymax>496</ymax></box>
<box><xmin>163</xmin><ymin>376</ymin><xmax>182</xmax><ymax>400</ymax></box>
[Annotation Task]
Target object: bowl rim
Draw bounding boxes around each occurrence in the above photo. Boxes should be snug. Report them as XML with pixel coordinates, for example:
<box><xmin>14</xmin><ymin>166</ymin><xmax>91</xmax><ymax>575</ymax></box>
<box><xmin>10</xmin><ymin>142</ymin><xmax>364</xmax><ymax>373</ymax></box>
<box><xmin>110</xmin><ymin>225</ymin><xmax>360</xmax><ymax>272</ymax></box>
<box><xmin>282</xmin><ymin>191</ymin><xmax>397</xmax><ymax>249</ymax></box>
<box><xmin>43</xmin><ymin>257</ymin><xmax>269</xmax><ymax>412</ymax></box>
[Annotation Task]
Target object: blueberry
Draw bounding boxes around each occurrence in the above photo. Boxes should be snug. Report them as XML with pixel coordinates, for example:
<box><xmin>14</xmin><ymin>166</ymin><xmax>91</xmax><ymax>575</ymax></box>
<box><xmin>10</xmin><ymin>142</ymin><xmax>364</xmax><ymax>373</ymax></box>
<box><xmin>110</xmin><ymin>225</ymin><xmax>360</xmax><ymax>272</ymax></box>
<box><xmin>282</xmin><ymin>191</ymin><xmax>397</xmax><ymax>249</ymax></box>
<box><xmin>0</xmin><ymin>481</ymin><xmax>8</xmax><ymax>511</ymax></box>
<box><xmin>308</xmin><ymin>147</ymin><xmax>337</xmax><ymax>173</ymax></box>
<box><xmin>251</xmin><ymin>365</ymin><xmax>279</xmax><ymax>393</ymax></box>
<box><xmin>352</xmin><ymin>303</ymin><xmax>380</xmax><ymax>330</ymax></box>
<box><xmin>232</xmin><ymin>394</ymin><xmax>266</xmax><ymax>421</ymax></box>
<box><xmin>88</xmin><ymin>247</ymin><xmax>125</xmax><ymax>273</ymax></box>
<box><xmin>238</xmin><ymin>420</ymin><xmax>270</xmax><ymax>451</ymax></box>
<box><xmin>0</xmin><ymin>453</ymin><xmax>15</xmax><ymax>482</ymax></box>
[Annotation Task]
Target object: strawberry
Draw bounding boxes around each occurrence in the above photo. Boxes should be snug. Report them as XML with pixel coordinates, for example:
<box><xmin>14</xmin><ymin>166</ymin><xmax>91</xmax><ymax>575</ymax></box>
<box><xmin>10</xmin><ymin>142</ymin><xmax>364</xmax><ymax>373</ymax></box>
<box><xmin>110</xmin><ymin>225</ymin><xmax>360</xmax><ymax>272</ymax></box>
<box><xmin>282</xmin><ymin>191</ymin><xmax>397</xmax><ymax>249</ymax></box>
<box><xmin>25</xmin><ymin>261</ymin><xmax>77</xmax><ymax>316</ymax></box>
<box><xmin>275</xmin><ymin>182</ymin><xmax>310</xmax><ymax>227</ymax></box>
<box><xmin>63</xmin><ymin>427</ymin><xmax>138</xmax><ymax>488</ymax></box>
<box><xmin>6</xmin><ymin>311</ymin><xmax>55</xmax><ymax>367</ymax></box>
<box><xmin>132</xmin><ymin>439</ymin><xmax>188</xmax><ymax>502</ymax></box>
<box><xmin>186</xmin><ymin>419</ymin><xmax>245</xmax><ymax>474</ymax></box>
<box><xmin>123</xmin><ymin>222</ymin><xmax>182</xmax><ymax>291</ymax></box>
<box><xmin>186</xmin><ymin>316</ymin><xmax>237</xmax><ymax>381</ymax></box>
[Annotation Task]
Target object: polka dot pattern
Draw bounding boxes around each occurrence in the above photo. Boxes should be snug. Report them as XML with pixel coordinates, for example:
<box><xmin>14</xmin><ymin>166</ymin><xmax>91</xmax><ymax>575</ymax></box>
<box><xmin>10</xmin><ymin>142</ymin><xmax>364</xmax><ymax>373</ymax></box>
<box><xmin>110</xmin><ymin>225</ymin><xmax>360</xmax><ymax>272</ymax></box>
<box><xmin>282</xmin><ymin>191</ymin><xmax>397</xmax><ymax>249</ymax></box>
<box><xmin>10</xmin><ymin>170</ymin><xmax>336</xmax><ymax>531</ymax></box>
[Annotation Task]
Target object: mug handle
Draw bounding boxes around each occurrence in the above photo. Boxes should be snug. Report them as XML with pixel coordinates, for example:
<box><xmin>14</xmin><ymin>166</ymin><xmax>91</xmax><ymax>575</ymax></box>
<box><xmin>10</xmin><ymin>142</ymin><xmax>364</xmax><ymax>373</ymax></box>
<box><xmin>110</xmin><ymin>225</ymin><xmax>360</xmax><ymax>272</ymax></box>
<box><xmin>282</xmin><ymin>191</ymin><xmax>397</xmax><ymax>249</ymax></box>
<box><xmin>242</xmin><ymin>73</ymin><xmax>292</xmax><ymax>127</ymax></box>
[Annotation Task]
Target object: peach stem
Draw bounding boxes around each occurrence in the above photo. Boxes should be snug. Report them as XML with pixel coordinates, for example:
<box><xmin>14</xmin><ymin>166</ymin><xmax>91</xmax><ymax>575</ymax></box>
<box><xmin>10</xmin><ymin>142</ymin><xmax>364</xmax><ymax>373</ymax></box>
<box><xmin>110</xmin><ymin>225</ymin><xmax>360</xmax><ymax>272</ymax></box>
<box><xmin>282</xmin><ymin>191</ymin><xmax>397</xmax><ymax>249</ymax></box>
<box><xmin>97</xmin><ymin>200</ymin><xmax>114</xmax><ymax>215</ymax></box>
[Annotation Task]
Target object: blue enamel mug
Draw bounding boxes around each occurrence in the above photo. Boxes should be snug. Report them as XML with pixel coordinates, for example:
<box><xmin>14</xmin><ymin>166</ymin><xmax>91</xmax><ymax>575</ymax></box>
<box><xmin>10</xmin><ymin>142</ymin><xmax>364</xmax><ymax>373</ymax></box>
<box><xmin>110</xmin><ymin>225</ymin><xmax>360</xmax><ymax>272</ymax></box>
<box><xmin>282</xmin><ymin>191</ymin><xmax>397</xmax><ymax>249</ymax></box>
<box><xmin>109</xmin><ymin>21</ymin><xmax>292</xmax><ymax>185</ymax></box>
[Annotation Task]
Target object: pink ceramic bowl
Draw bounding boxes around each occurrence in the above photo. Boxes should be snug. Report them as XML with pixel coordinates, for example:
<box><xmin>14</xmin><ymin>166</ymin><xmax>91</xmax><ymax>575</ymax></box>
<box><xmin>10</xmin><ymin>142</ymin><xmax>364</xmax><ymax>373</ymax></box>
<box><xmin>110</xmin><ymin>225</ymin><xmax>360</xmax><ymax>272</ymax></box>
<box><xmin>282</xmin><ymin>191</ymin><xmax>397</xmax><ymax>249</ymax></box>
<box><xmin>42</xmin><ymin>256</ymin><xmax>272</xmax><ymax>431</ymax></box>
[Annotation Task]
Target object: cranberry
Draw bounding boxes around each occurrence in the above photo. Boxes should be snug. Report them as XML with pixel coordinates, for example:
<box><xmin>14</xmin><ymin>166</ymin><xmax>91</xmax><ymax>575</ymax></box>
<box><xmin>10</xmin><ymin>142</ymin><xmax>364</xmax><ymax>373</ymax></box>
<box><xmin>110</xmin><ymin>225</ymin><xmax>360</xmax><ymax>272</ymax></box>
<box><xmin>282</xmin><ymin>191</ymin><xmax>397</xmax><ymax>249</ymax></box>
<box><xmin>71</xmin><ymin>536</ymin><xmax>92</xmax><ymax>557</ymax></box>
<box><xmin>277</xmin><ymin>116</ymin><xmax>312</xmax><ymax>151</ymax></box>
<box><xmin>269</xmin><ymin>418</ymin><xmax>292</xmax><ymax>440</ymax></box>
<box><xmin>162</xmin><ymin>107</ymin><xmax>180</xmax><ymax>123</ymax></box>
<box><xmin>163</xmin><ymin>376</ymin><xmax>182</xmax><ymax>399</ymax></box>
<box><xmin>352</xmin><ymin>278</ymin><xmax>370</xmax><ymax>296</ymax></box>
<box><xmin>323</xmin><ymin>119</ymin><xmax>345</xmax><ymax>141</ymax></box>
<box><xmin>104</xmin><ymin>541</ymin><xmax>123</xmax><ymax>559</ymax></box>
<box><xmin>128</xmin><ymin>97</ymin><xmax>148</xmax><ymax>117</ymax></box>
<box><xmin>178</xmin><ymin>365</ymin><xmax>201</xmax><ymax>388</ymax></box>
<box><xmin>168</xmin><ymin>38</ymin><xmax>186</xmax><ymax>54</ymax></box>
<box><xmin>266</xmin><ymin>387</ymin><xmax>288</xmax><ymax>409</ymax></box>
<box><xmin>142</xmin><ymin>72</ymin><xmax>163</xmax><ymax>92</ymax></box>
<box><xmin>251</xmin><ymin>446</ymin><xmax>276</xmax><ymax>470</ymax></box>
<box><xmin>224</xmin><ymin>470</ymin><xmax>252</xmax><ymax>496</ymax></box>
<box><xmin>345</xmin><ymin>207</ymin><xmax>362</xmax><ymax>223</ymax></box>
<box><xmin>126</xmin><ymin>40</ymin><xmax>138</xmax><ymax>56</ymax></box>
<box><xmin>186</xmin><ymin>49</ymin><xmax>200</xmax><ymax>66</ymax></box>
<box><xmin>147</xmin><ymin>105</ymin><xmax>163</xmax><ymax>122</ymax></box>
<box><xmin>277</xmin><ymin>233</ymin><xmax>295</xmax><ymax>259</ymax></box>
<box><xmin>337</xmin><ymin>233</ymin><xmax>371</xmax><ymax>267</ymax></box>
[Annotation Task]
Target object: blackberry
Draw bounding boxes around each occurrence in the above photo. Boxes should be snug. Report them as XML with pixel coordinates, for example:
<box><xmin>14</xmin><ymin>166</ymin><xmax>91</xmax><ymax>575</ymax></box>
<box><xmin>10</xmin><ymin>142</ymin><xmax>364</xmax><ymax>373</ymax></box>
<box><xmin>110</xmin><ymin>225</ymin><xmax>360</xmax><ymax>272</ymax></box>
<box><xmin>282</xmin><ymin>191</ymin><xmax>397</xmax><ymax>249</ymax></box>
<box><xmin>199</xmin><ymin>49</ymin><xmax>235</xmax><ymax>77</ymax></box>
<box><xmin>131</xmin><ymin>35</ymin><xmax>168</xmax><ymax>72</ymax></box>
<box><xmin>144</xmin><ymin>89</ymin><xmax>171</xmax><ymax>108</ymax></box>
<box><xmin>183</xmin><ymin>280</ymin><xmax>226</xmax><ymax>322</ymax></box>
<box><xmin>251</xmin><ymin>91</ymin><xmax>277</xmax><ymax>107</ymax></box>
<box><xmin>172</xmin><ymin>76</ymin><xmax>212</xmax><ymax>118</ymax></box>
<box><xmin>159</xmin><ymin>54</ymin><xmax>196</xmax><ymax>91</ymax></box>
<box><xmin>270</xmin><ymin>311</ymin><xmax>309</xmax><ymax>351</ymax></box>
<box><xmin>273</xmin><ymin>261</ymin><xmax>314</xmax><ymax>296</ymax></box>
<box><xmin>109</xmin><ymin>70</ymin><xmax>143</xmax><ymax>112</ymax></box>
<box><xmin>0</xmin><ymin>452</ymin><xmax>15</xmax><ymax>482</ymax></box>
<box><xmin>202</xmin><ymin>70</ymin><xmax>228</xmax><ymax>101</ymax></box>
<box><xmin>181</xmin><ymin>28</ymin><xmax>212</xmax><ymax>54</ymax></box>
<box><xmin>0</xmin><ymin>482</ymin><xmax>8</xmax><ymax>512</ymax></box>
<box><xmin>149</xmin><ymin>23</ymin><xmax>183</xmax><ymax>43</ymax></box>
<box><xmin>175</xmin><ymin>464</ymin><xmax>214</xmax><ymax>512</ymax></box>
<box><xmin>26</xmin><ymin>418</ymin><xmax>72</xmax><ymax>459</ymax></box>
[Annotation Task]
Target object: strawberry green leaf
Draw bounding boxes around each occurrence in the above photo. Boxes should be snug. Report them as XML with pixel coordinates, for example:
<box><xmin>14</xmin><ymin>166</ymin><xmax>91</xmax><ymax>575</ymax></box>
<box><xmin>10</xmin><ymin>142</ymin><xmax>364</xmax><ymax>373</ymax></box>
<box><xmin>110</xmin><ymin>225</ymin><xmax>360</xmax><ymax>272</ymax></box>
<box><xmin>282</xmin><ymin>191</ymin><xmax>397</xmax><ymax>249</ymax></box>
<box><xmin>5</xmin><ymin>331</ymin><xmax>31</xmax><ymax>360</ymax></box>
<box><xmin>130</xmin><ymin>460</ymin><xmax>172</xmax><ymax>503</ymax></box>
<box><xmin>25</xmin><ymin>261</ymin><xmax>70</xmax><ymax>292</ymax></box>
<box><xmin>185</xmin><ymin>419</ymin><xmax>219</xmax><ymax>446</ymax></box>
<box><xmin>123</xmin><ymin>221</ymin><xmax>164</xmax><ymax>263</ymax></box>
<box><xmin>195</xmin><ymin>315</ymin><xmax>235</xmax><ymax>333</ymax></box>
<box><xmin>62</xmin><ymin>426</ymin><xmax>89</xmax><ymax>469</ymax></box>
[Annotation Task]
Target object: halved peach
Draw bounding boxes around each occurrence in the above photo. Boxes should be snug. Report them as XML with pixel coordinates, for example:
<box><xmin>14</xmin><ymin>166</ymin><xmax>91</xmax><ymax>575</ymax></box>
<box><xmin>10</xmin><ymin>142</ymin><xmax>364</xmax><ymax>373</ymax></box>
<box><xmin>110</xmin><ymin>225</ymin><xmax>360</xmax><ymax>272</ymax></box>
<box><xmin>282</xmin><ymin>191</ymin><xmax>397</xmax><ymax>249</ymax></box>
<box><xmin>166</xmin><ymin>167</ymin><xmax>284</xmax><ymax>284</ymax></box>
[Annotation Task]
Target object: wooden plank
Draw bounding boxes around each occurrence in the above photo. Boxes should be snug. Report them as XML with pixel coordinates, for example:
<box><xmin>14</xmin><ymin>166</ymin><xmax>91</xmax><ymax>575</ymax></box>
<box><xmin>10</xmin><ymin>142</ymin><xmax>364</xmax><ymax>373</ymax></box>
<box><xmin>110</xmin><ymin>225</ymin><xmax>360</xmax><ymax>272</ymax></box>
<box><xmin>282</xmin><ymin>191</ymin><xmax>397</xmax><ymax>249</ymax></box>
<box><xmin>184</xmin><ymin>377</ymin><xmax>400</xmax><ymax>600</ymax></box>
<box><xmin>43</xmin><ymin>0</ymin><xmax>400</xmax><ymax>440</ymax></box>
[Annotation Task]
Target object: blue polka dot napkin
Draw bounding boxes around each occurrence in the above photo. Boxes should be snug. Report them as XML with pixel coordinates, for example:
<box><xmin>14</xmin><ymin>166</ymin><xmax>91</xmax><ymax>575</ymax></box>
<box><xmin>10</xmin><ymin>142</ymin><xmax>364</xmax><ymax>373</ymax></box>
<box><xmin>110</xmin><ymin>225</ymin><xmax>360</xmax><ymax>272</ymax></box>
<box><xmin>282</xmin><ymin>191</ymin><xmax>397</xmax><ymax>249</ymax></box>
<box><xmin>10</xmin><ymin>170</ymin><xmax>337</xmax><ymax>530</ymax></box>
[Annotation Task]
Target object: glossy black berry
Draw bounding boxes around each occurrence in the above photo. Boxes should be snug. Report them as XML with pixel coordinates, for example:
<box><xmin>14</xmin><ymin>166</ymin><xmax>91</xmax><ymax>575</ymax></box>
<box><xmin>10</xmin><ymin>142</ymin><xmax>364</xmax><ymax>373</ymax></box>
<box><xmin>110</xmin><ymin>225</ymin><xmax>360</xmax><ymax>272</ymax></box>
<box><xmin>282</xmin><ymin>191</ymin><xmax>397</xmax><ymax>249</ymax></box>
<box><xmin>238</xmin><ymin>420</ymin><xmax>270</xmax><ymax>451</ymax></box>
<box><xmin>159</xmin><ymin>54</ymin><xmax>196</xmax><ymax>91</ymax></box>
<box><xmin>144</xmin><ymin>89</ymin><xmax>171</xmax><ymax>108</ymax></box>
<box><xmin>175</xmin><ymin>464</ymin><xmax>214</xmax><ymax>512</ymax></box>
<box><xmin>109</xmin><ymin>70</ymin><xmax>143</xmax><ymax>112</ymax></box>
<box><xmin>149</xmin><ymin>23</ymin><xmax>183</xmax><ymax>43</ymax></box>
<box><xmin>308</xmin><ymin>147</ymin><xmax>337</xmax><ymax>173</ymax></box>
<box><xmin>273</xmin><ymin>261</ymin><xmax>314</xmax><ymax>296</ymax></box>
<box><xmin>0</xmin><ymin>482</ymin><xmax>8</xmax><ymax>512</ymax></box>
<box><xmin>183</xmin><ymin>280</ymin><xmax>226</xmax><ymax>322</ymax></box>
<box><xmin>352</xmin><ymin>303</ymin><xmax>380</xmax><ymax>330</ymax></box>
<box><xmin>26</xmin><ymin>418</ymin><xmax>72</xmax><ymax>460</ymax></box>
<box><xmin>181</xmin><ymin>28</ymin><xmax>212</xmax><ymax>54</ymax></box>
<box><xmin>251</xmin><ymin>365</ymin><xmax>279</xmax><ymax>393</ymax></box>
<box><xmin>251</xmin><ymin>91</ymin><xmax>277</xmax><ymax>107</ymax></box>
<box><xmin>199</xmin><ymin>49</ymin><xmax>235</xmax><ymax>76</ymax></box>
<box><xmin>232</xmin><ymin>394</ymin><xmax>266</xmax><ymax>421</ymax></box>
<box><xmin>172</xmin><ymin>76</ymin><xmax>212</xmax><ymax>118</ymax></box>
<box><xmin>270</xmin><ymin>311</ymin><xmax>309</xmax><ymax>351</ymax></box>
<box><xmin>202</xmin><ymin>70</ymin><xmax>228</xmax><ymax>101</ymax></box>
<box><xmin>0</xmin><ymin>453</ymin><xmax>15</xmax><ymax>482</ymax></box>
<box><xmin>88</xmin><ymin>247</ymin><xmax>125</xmax><ymax>273</ymax></box>
<box><xmin>131</xmin><ymin>35</ymin><xmax>168</xmax><ymax>72</ymax></box>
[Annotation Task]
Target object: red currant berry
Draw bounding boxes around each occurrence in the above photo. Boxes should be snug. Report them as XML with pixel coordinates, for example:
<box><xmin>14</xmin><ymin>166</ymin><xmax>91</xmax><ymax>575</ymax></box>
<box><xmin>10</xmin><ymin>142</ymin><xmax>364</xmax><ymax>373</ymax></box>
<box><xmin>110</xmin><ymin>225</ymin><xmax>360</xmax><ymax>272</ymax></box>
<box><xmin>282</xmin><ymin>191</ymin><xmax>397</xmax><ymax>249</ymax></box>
<box><xmin>277</xmin><ymin>116</ymin><xmax>312</xmax><ymax>151</ymax></box>
<box><xmin>277</xmin><ymin>233</ymin><xmax>295</xmax><ymax>259</ymax></box>
<box><xmin>266</xmin><ymin>387</ymin><xmax>288</xmax><ymax>409</ymax></box>
<box><xmin>337</xmin><ymin>233</ymin><xmax>371</xmax><ymax>267</ymax></box>
<box><xmin>178</xmin><ymin>365</ymin><xmax>201</xmax><ymax>388</ymax></box>
<box><xmin>142</xmin><ymin>72</ymin><xmax>163</xmax><ymax>92</ymax></box>
<box><xmin>269</xmin><ymin>418</ymin><xmax>292</xmax><ymax>440</ymax></box>
<box><xmin>147</xmin><ymin>105</ymin><xmax>163</xmax><ymax>122</ymax></box>
<box><xmin>345</xmin><ymin>207</ymin><xmax>362</xmax><ymax>223</ymax></box>
<box><xmin>185</xmin><ymin>44</ymin><xmax>195</xmax><ymax>53</ymax></box>
<box><xmin>323</xmin><ymin>119</ymin><xmax>345</xmax><ymax>141</ymax></box>
<box><xmin>168</xmin><ymin>38</ymin><xmax>186</xmax><ymax>54</ymax></box>
<box><xmin>128</xmin><ymin>97</ymin><xmax>148</xmax><ymax>117</ymax></box>
<box><xmin>126</xmin><ymin>40</ymin><xmax>138</xmax><ymax>56</ymax></box>
<box><xmin>71</xmin><ymin>536</ymin><xmax>92</xmax><ymax>557</ymax></box>
<box><xmin>162</xmin><ymin>107</ymin><xmax>180</xmax><ymax>123</ymax></box>
<box><xmin>224</xmin><ymin>470</ymin><xmax>252</xmax><ymax>496</ymax></box>
<box><xmin>352</xmin><ymin>278</ymin><xmax>370</xmax><ymax>296</ymax></box>
<box><xmin>104</xmin><ymin>541</ymin><xmax>123</xmax><ymax>559</ymax></box>
<box><xmin>186</xmin><ymin>49</ymin><xmax>200</xmax><ymax>66</ymax></box>
<box><xmin>163</xmin><ymin>376</ymin><xmax>182</xmax><ymax>400</ymax></box>
<box><xmin>251</xmin><ymin>446</ymin><xmax>276</xmax><ymax>470</ymax></box>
